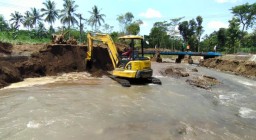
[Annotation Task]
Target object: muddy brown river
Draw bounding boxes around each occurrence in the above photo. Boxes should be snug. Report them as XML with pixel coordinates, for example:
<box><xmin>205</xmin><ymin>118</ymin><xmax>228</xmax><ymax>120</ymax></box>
<box><xmin>0</xmin><ymin>62</ymin><xmax>255</xmax><ymax>140</ymax></box>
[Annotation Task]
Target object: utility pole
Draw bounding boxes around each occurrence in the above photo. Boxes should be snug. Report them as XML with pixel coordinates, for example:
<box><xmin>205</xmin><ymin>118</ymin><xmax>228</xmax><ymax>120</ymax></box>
<box><xmin>77</xmin><ymin>14</ymin><xmax>85</xmax><ymax>43</ymax></box>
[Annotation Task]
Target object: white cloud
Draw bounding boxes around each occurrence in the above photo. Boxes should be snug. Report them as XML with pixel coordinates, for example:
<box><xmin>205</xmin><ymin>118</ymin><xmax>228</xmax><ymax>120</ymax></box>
<box><xmin>215</xmin><ymin>0</ymin><xmax>239</xmax><ymax>3</ymax></box>
<box><xmin>0</xmin><ymin>0</ymin><xmax>45</xmax><ymax>19</ymax></box>
<box><xmin>207</xmin><ymin>21</ymin><xmax>229</xmax><ymax>31</ymax></box>
<box><xmin>139</xmin><ymin>8</ymin><xmax>162</xmax><ymax>19</ymax></box>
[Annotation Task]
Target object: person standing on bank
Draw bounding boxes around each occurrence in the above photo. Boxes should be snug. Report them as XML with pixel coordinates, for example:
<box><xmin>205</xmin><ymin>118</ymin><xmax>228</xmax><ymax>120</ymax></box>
<box><xmin>186</xmin><ymin>44</ymin><xmax>190</xmax><ymax>52</ymax></box>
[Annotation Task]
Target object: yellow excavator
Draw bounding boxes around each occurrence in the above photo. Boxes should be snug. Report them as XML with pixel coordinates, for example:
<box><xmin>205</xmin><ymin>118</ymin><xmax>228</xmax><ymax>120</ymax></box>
<box><xmin>86</xmin><ymin>33</ymin><xmax>161</xmax><ymax>87</ymax></box>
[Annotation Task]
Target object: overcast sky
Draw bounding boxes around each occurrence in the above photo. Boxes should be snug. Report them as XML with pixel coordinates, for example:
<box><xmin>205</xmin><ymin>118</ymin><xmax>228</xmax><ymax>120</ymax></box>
<box><xmin>0</xmin><ymin>0</ymin><xmax>254</xmax><ymax>36</ymax></box>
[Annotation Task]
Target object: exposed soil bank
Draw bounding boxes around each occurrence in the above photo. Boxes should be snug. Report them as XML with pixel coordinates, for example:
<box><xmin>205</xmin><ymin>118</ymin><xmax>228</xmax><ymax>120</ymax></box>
<box><xmin>0</xmin><ymin>43</ymin><xmax>87</xmax><ymax>88</ymax></box>
<box><xmin>200</xmin><ymin>58</ymin><xmax>256</xmax><ymax>78</ymax></box>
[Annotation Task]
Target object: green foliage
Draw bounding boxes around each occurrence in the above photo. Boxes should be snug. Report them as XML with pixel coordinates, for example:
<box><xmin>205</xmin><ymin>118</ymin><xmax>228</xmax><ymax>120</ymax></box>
<box><xmin>227</xmin><ymin>18</ymin><xmax>241</xmax><ymax>53</ymax></box>
<box><xmin>0</xmin><ymin>30</ymin><xmax>50</xmax><ymax>44</ymax></box>
<box><xmin>148</xmin><ymin>21</ymin><xmax>171</xmax><ymax>49</ymax></box>
<box><xmin>231</xmin><ymin>2</ymin><xmax>256</xmax><ymax>31</ymax></box>
<box><xmin>200</xmin><ymin>33</ymin><xmax>218</xmax><ymax>52</ymax></box>
<box><xmin>116</xmin><ymin>12</ymin><xmax>143</xmax><ymax>35</ymax></box>
<box><xmin>217</xmin><ymin>28</ymin><xmax>227</xmax><ymax>52</ymax></box>
<box><xmin>110</xmin><ymin>32</ymin><xmax>119</xmax><ymax>42</ymax></box>
<box><xmin>0</xmin><ymin>15</ymin><xmax>9</xmax><ymax>31</ymax></box>
<box><xmin>117</xmin><ymin>12</ymin><xmax>134</xmax><ymax>33</ymax></box>
<box><xmin>126</xmin><ymin>23</ymin><xmax>140</xmax><ymax>35</ymax></box>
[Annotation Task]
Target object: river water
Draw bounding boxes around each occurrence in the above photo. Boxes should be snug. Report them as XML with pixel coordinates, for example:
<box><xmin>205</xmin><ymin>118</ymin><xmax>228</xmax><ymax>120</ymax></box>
<box><xmin>0</xmin><ymin>63</ymin><xmax>255</xmax><ymax>140</ymax></box>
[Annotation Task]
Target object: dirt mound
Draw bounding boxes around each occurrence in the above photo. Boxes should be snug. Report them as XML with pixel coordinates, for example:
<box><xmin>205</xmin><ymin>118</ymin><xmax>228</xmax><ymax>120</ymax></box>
<box><xmin>200</xmin><ymin>58</ymin><xmax>256</xmax><ymax>78</ymax></box>
<box><xmin>0</xmin><ymin>42</ymin><xmax>12</xmax><ymax>55</ymax></box>
<box><xmin>12</xmin><ymin>44</ymin><xmax>46</xmax><ymax>56</ymax></box>
<box><xmin>160</xmin><ymin>66</ymin><xmax>189</xmax><ymax>78</ymax></box>
<box><xmin>186</xmin><ymin>75</ymin><xmax>220</xmax><ymax>90</ymax></box>
<box><xmin>16</xmin><ymin>44</ymin><xmax>87</xmax><ymax>78</ymax></box>
<box><xmin>0</xmin><ymin>44</ymin><xmax>87</xmax><ymax>88</ymax></box>
<box><xmin>90</xmin><ymin>46</ymin><xmax>114</xmax><ymax>71</ymax></box>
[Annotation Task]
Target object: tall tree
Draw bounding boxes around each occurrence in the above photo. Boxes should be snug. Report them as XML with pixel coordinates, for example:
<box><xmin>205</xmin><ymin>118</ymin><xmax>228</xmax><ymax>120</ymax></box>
<box><xmin>179</xmin><ymin>18</ymin><xmax>200</xmax><ymax>51</ymax></box>
<box><xmin>76</xmin><ymin>14</ymin><xmax>85</xmax><ymax>42</ymax></box>
<box><xmin>117</xmin><ymin>12</ymin><xmax>134</xmax><ymax>33</ymax></box>
<box><xmin>217</xmin><ymin>28</ymin><xmax>227</xmax><ymax>52</ymax></box>
<box><xmin>0</xmin><ymin>15</ymin><xmax>9</xmax><ymax>31</ymax></box>
<box><xmin>29</xmin><ymin>8</ymin><xmax>42</xmax><ymax>29</ymax></box>
<box><xmin>178</xmin><ymin>21</ymin><xmax>189</xmax><ymax>43</ymax></box>
<box><xmin>102</xmin><ymin>23</ymin><xmax>114</xmax><ymax>33</ymax></box>
<box><xmin>41</xmin><ymin>0</ymin><xmax>59</xmax><ymax>27</ymax></box>
<box><xmin>9</xmin><ymin>11</ymin><xmax>23</xmax><ymax>29</ymax></box>
<box><xmin>126</xmin><ymin>23</ymin><xmax>140</xmax><ymax>35</ymax></box>
<box><xmin>231</xmin><ymin>3</ymin><xmax>256</xmax><ymax>32</ymax></box>
<box><xmin>168</xmin><ymin>17</ymin><xmax>184</xmax><ymax>36</ymax></box>
<box><xmin>231</xmin><ymin>3</ymin><xmax>256</xmax><ymax>52</ymax></box>
<box><xmin>88</xmin><ymin>5</ymin><xmax>105</xmax><ymax>31</ymax></box>
<box><xmin>149</xmin><ymin>21</ymin><xmax>170</xmax><ymax>48</ymax></box>
<box><xmin>227</xmin><ymin>18</ymin><xmax>241</xmax><ymax>53</ymax></box>
<box><xmin>59</xmin><ymin>0</ymin><xmax>78</xmax><ymax>35</ymax></box>
<box><xmin>196</xmin><ymin>16</ymin><xmax>203</xmax><ymax>52</ymax></box>
<box><xmin>23</xmin><ymin>11</ymin><xmax>33</xmax><ymax>30</ymax></box>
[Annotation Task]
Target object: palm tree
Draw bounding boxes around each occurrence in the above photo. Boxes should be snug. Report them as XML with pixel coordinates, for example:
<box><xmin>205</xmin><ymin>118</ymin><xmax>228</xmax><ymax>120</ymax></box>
<box><xmin>88</xmin><ymin>5</ymin><xmax>105</xmax><ymax>31</ymax></box>
<box><xmin>23</xmin><ymin>11</ymin><xmax>33</xmax><ymax>30</ymax></box>
<box><xmin>59</xmin><ymin>0</ymin><xmax>78</xmax><ymax>36</ymax></box>
<box><xmin>9</xmin><ymin>11</ymin><xmax>23</xmax><ymax>28</ymax></box>
<box><xmin>29</xmin><ymin>8</ymin><xmax>42</xmax><ymax>29</ymax></box>
<box><xmin>41</xmin><ymin>0</ymin><xmax>59</xmax><ymax>27</ymax></box>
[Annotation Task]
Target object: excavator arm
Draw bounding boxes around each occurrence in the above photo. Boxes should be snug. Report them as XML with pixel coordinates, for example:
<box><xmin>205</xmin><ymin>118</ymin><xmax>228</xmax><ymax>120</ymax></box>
<box><xmin>86</xmin><ymin>33</ymin><xmax>120</xmax><ymax>69</ymax></box>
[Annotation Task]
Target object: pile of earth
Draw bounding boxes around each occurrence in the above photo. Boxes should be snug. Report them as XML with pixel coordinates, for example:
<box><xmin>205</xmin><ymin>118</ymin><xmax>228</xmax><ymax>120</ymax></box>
<box><xmin>186</xmin><ymin>75</ymin><xmax>220</xmax><ymax>90</ymax></box>
<box><xmin>160</xmin><ymin>66</ymin><xmax>190</xmax><ymax>78</ymax></box>
<box><xmin>200</xmin><ymin>58</ymin><xmax>256</xmax><ymax>78</ymax></box>
<box><xmin>0</xmin><ymin>42</ymin><xmax>12</xmax><ymax>55</ymax></box>
<box><xmin>0</xmin><ymin>42</ymin><xmax>88</xmax><ymax>88</ymax></box>
<box><xmin>160</xmin><ymin>66</ymin><xmax>220</xmax><ymax>90</ymax></box>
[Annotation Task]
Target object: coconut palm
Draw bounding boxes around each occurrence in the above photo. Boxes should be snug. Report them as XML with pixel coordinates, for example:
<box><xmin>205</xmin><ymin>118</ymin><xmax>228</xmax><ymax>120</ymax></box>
<box><xmin>59</xmin><ymin>0</ymin><xmax>78</xmax><ymax>35</ymax></box>
<box><xmin>23</xmin><ymin>11</ymin><xmax>33</xmax><ymax>30</ymax></box>
<box><xmin>9</xmin><ymin>11</ymin><xmax>23</xmax><ymax>28</ymax></box>
<box><xmin>41</xmin><ymin>0</ymin><xmax>59</xmax><ymax>27</ymax></box>
<box><xmin>88</xmin><ymin>5</ymin><xmax>105</xmax><ymax>31</ymax></box>
<box><xmin>29</xmin><ymin>8</ymin><xmax>42</xmax><ymax>29</ymax></box>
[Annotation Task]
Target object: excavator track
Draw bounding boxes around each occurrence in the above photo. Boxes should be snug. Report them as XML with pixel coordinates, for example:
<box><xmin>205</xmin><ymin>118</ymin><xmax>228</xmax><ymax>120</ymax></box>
<box><xmin>108</xmin><ymin>75</ymin><xmax>131</xmax><ymax>87</ymax></box>
<box><xmin>108</xmin><ymin>75</ymin><xmax>161</xmax><ymax>87</ymax></box>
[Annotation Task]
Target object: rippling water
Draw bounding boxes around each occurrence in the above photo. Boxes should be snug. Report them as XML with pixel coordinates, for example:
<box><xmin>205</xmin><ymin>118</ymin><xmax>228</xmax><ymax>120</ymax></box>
<box><xmin>0</xmin><ymin>63</ymin><xmax>255</xmax><ymax>140</ymax></box>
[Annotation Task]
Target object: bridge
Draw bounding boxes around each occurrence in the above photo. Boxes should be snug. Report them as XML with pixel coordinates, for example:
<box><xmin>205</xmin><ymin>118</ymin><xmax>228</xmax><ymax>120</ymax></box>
<box><xmin>143</xmin><ymin>51</ymin><xmax>222</xmax><ymax>63</ymax></box>
<box><xmin>144</xmin><ymin>51</ymin><xmax>221</xmax><ymax>58</ymax></box>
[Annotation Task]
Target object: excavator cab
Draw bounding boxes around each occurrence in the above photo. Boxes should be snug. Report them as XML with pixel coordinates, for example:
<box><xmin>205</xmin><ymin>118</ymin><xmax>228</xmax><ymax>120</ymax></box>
<box><xmin>119</xmin><ymin>35</ymin><xmax>148</xmax><ymax>68</ymax></box>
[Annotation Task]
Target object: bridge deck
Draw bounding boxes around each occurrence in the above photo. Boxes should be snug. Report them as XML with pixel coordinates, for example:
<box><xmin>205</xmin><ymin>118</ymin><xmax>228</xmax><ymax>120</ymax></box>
<box><xmin>143</xmin><ymin>51</ymin><xmax>222</xmax><ymax>57</ymax></box>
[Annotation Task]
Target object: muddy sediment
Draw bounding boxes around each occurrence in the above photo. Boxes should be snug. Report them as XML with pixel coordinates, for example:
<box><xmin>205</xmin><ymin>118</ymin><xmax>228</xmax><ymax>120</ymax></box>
<box><xmin>160</xmin><ymin>66</ymin><xmax>220</xmax><ymax>89</ymax></box>
<box><xmin>160</xmin><ymin>66</ymin><xmax>190</xmax><ymax>78</ymax></box>
<box><xmin>186</xmin><ymin>75</ymin><xmax>220</xmax><ymax>90</ymax></box>
<box><xmin>200</xmin><ymin>58</ymin><xmax>256</xmax><ymax>78</ymax></box>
